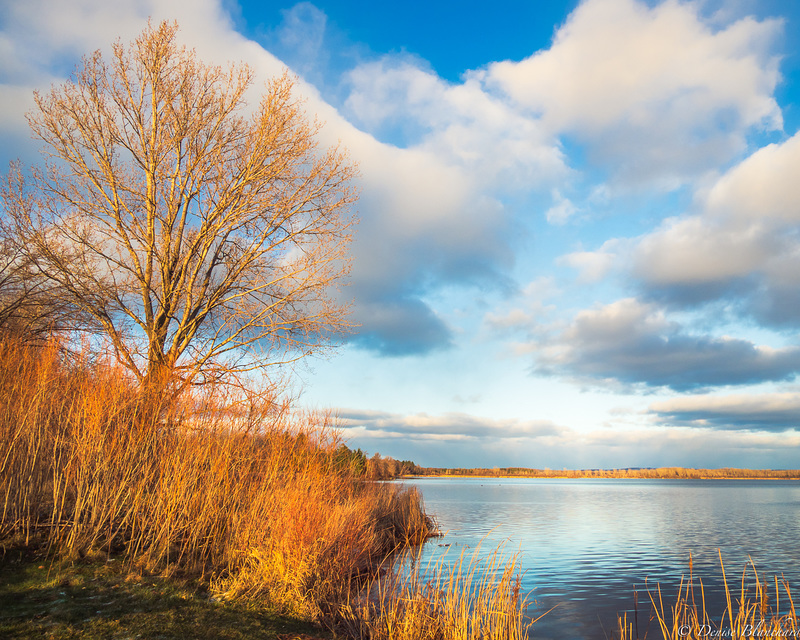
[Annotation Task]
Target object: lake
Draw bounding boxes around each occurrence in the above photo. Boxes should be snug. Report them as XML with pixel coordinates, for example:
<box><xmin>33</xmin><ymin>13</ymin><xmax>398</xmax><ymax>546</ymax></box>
<box><xmin>403</xmin><ymin>477</ymin><xmax>800</xmax><ymax>639</ymax></box>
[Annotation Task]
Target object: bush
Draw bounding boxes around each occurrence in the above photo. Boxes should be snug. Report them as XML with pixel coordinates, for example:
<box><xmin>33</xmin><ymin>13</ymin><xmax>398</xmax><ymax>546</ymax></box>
<box><xmin>0</xmin><ymin>334</ymin><xmax>432</xmax><ymax>628</ymax></box>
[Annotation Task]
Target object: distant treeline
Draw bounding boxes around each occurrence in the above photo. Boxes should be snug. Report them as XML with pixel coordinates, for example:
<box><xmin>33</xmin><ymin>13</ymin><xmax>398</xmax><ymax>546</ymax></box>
<box><xmin>411</xmin><ymin>467</ymin><xmax>800</xmax><ymax>479</ymax></box>
<box><xmin>330</xmin><ymin>445</ymin><xmax>800</xmax><ymax>480</ymax></box>
<box><xmin>333</xmin><ymin>446</ymin><xmax>423</xmax><ymax>479</ymax></box>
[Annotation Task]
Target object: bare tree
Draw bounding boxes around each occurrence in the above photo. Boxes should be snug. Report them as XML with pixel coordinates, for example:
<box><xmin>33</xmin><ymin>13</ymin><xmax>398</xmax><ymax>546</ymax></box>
<box><xmin>2</xmin><ymin>21</ymin><xmax>357</xmax><ymax>390</ymax></box>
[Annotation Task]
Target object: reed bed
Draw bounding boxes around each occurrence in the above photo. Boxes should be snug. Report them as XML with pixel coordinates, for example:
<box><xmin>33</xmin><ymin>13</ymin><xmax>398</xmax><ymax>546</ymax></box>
<box><xmin>618</xmin><ymin>552</ymin><xmax>799</xmax><ymax>640</ymax></box>
<box><xmin>339</xmin><ymin>545</ymin><xmax>537</xmax><ymax>640</ymax></box>
<box><xmin>0</xmin><ymin>334</ymin><xmax>434</xmax><ymax>628</ymax></box>
<box><xmin>0</xmin><ymin>333</ymin><xmax>532</xmax><ymax>638</ymax></box>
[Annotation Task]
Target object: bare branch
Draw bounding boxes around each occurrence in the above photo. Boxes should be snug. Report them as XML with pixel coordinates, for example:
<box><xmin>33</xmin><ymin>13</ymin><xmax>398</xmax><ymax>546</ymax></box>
<box><xmin>2</xmin><ymin>20</ymin><xmax>357</xmax><ymax>391</ymax></box>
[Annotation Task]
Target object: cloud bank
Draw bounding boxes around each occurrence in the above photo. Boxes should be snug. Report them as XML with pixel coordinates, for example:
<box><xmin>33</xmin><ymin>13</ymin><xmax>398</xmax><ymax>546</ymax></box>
<box><xmin>633</xmin><ymin>132</ymin><xmax>800</xmax><ymax>329</ymax></box>
<box><xmin>337</xmin><ymin>406</ymin><xmax>800</xmax><ymax>468</ymax></box>
<box><xmin>651</xmin><ymin>392</ymin><xmax>800</xmax><ymax>431</ymax></box>
<box><xmin>484</xmin><ymin>0</ymin><xmax>782</xmax><ymax>186</ymax></box>
<box><xmin>532</xmin><ymin>299</ymin><xmax>800</xmax><ymax>391</ymax></box>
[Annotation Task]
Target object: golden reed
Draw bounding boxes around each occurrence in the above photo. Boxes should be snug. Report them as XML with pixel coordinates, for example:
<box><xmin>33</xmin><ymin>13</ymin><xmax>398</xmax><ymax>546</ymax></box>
<box><xmin>0</xmin><ymin>334</ymin><xmax>528</xmax><ymax>638</ymax></box>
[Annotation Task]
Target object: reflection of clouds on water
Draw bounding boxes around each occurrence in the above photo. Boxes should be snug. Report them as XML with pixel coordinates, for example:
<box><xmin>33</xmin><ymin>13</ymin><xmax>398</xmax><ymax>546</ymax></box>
<box><xmin>404</xmin><ymin>477</ymin><xmax>800</xmax><ymax>640</ymax></box>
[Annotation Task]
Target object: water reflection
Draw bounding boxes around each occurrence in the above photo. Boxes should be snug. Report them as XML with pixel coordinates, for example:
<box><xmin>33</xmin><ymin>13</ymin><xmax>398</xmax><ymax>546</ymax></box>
<box><xmin>404</xmin><ymin>478</ymin><xmax>800</xmax><ymax>640</ymax></box>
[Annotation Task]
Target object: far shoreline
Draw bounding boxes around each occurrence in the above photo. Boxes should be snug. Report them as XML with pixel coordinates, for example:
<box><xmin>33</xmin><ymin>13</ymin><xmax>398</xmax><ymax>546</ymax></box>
<box><xmin>399</xmin><ymin>467</ymin><xmax>800</xmax><ymax>480</ymax></box>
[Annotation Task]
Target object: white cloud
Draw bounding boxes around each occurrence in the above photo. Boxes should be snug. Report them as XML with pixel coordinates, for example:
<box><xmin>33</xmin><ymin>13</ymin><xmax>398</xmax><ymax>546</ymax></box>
<box><xmin>0</xmin><ymin>0</ymin><xmax>247</xmax><ymax>72</ymax></box>
<box><xmin>560</xmin><ymin>238</ymin><xmax>627</xmax><ymax>282</ymax></box>
<box><xmin>337</xmin><ymin>408</ymin><xmax>568</xmax><ymax>441</ymax></box>
<box><xmin>704</xmin><ymin>133</ymin><xmax>800</xmax><ymax>224</ymax></box>
<box><xmin>0</xmin><ymin>84</ymin><xmax>37</xmax><ymax>131</ymax></box>
<box><xmin>545</xmin><ymin>189</ymin><xmax>578</xmax><ymax>224</ymax></box>
<box><xmin>338</xmin><ymin>405</ymin><xmax>800</xmax><ymax>467</ymax></box>
<box><xmin>485</xmin><ymin>308</ymin><xmax>537</xmax><ymax>332</ymax></box>
<box><xmin>633</xmin><ymin>215</ymin><xmax>776</xmax><ymax>285</ymax></box>
<box><xmin>343</xmin><ymin>57</ymin><xmax>569</xmax><ymax>190</ymax></box>
<box><xmin>483</xmin><ymin>0</ymin><xmax>783</xmax><ymax>186</ymax></box>
<box><xmin>482</xmin><ymin>277</ymin><xmax>558</xmax><ymax>338</ymax></box>
<box><xmin>270</xmin><ymin>2</ymin><xmax>328</xmax><ymax>78</ymax></box>
<box><xmin>627</xmin><ymin>131</ymin><xmax>800</xmax><ymax>326</ymax></box>
<box><xmin>651</xmin><ymin>391</ymin><xmax>800</xmax><ymax>430</ymax></box>
<box><xmin>547</xmin><ymin>128</ymin><xmax>800</xmax><ymax>394</ymax></box>
<box><xmin>532</xmin><ymin>298</ymin><xmax>800</xmax><ymax>390</ymax></box>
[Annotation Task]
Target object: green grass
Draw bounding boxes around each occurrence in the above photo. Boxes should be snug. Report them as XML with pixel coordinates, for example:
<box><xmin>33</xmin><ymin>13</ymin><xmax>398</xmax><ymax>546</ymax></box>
<box><xmin>0</xmin><ymin>551</ymin><xmax>331</xmax><ymax>640</ymax></box>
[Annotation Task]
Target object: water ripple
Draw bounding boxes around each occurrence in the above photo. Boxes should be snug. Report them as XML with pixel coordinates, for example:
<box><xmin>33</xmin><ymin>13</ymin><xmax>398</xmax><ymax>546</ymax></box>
<box><xmin>405</xmin><ymin>478</ymin><xmax>800</xmax><ymax>640</ymax></box>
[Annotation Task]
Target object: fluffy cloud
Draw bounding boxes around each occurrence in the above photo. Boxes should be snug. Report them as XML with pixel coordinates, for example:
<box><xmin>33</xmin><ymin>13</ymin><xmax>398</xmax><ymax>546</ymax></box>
<box><xmin>631</xmin><ymin>132</ymin><xmax>800</xmax><ymax>325</ymax></box>
<box><xmin>0</xmin><ymin>0</ymin><xmax>247</xmax><ymax>74</ymax></box>
<box><xmin>705</xmin><ymin>133</ymin><xmax>800</xmax><ymax>224</ymax></box>
<box><xmin>263</xmin><ymin>2</ymin><xmax>329</xmax><ymax>81</ymax></box>
<box><xmin>533</xmin><ymin>298</ymin><xmax>800</xmax><ymax>390</ymax></box>
<box><xmin>545</xmin><ymin>190</ymin><xmax>579</xmax><ymax>225</ymax></box>
<box><xmin>340</xmin><ymin>137</ymin><xmax>518</xmax><ymax>354</ymax></box>
<box><xmin>634</xmin><ymin>216</ymin><xmax>775</xmax><ymax>286</ymax></box>
<box><xmin>559</xmin><ymin>238</ymin><xmax>628</xmax><ymax>283</ymax></box>
<box><xmin>337</xmin><ymin>408</ymin><xmax>568</xmax><ymax>441</ymax></box>
<box><xmin>483</xmin><ymin>0</ymin><xmax>783</xmax><ymax>186</ymax></box>
<box><xmin>344</xmin><ymin>57</ymin><xmax>568</xmax><ymax>189</ymax></box>
<box><xmin>348</xmin><ymin>298</ymin><xmax>452</xmax><ymax>356</ymax></box>
<box><xmin>650</xmin><ymin>392</ymin><xmax>800</xmax><ymax>431</ymax></box>
<box><xmin>340</xmin><ymin>0</ymin><xmax>785</xmax><ymax>191</ymax></box>
<box><xmin>0</xmin><ymin>0</ymin><xmax>524</xmax><ymax>358</ymax></box>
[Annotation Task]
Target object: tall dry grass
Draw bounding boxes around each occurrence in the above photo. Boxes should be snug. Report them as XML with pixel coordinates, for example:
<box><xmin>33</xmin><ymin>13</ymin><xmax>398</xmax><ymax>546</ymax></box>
<box><xmin>341</xmin><ymin>545</ymin><xmax>537</xmax><ymax>640</ymax></box>
<box><xmin>0</xmin><ymin>334</ymin><xmax>433</xmax><ymax>626</ymax></box>
<box><xmin>617</xmin><ymin>552</ymin><xmax>798</xmax><ymax>640</ymax></box>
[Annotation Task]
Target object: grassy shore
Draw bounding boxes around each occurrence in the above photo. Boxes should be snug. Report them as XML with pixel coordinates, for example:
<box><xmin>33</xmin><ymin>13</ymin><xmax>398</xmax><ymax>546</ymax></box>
<box><xmin>0</xmin><ymin>334</ymin><xmax>530</xmax><ymax>640</ymax></box>
<box><xmin>0</xmin><ymin>550</ymin><xmax>331</xmax><ymax>640</ymax></box>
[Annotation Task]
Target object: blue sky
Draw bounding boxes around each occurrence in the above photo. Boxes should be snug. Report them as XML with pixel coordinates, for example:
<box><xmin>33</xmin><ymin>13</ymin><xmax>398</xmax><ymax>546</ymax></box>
<box><xmin>2</xmin><ymin>0</ymin><xmax>800</xmax><ymax>468</ymax></box>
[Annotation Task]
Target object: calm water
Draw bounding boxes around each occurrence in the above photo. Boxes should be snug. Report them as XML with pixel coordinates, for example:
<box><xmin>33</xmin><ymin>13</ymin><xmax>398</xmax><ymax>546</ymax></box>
<box><xmin>403</xmin><ymin>477</ymin><xmax>800</xmax><ymax>639</ymax></box>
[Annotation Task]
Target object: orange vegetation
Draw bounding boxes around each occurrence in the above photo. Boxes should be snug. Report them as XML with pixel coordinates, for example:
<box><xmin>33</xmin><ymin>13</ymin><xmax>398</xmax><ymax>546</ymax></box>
<box><xmin>0</xmin><ymin>334</ymin><xmax>433</xmax><ymax>629</ymax></box>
